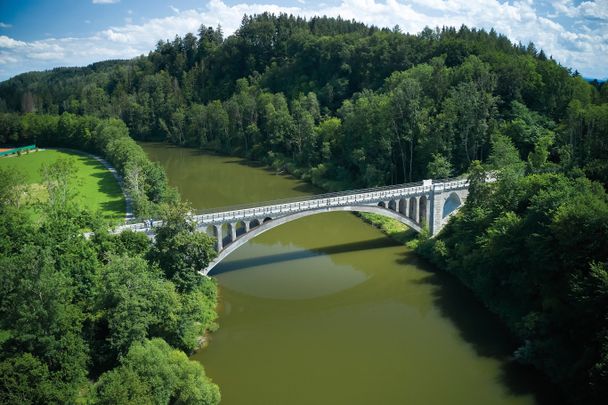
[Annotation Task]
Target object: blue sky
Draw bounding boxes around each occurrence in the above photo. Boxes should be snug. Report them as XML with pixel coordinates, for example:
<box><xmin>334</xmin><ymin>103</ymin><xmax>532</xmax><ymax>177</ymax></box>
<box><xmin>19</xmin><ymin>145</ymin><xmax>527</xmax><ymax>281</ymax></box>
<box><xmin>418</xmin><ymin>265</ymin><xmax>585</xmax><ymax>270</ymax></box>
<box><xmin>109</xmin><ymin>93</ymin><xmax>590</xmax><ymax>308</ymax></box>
<box><xmin>0</xmin><ymin>0</ymin><xmax>606</xmax><ymax>81</ymax></box>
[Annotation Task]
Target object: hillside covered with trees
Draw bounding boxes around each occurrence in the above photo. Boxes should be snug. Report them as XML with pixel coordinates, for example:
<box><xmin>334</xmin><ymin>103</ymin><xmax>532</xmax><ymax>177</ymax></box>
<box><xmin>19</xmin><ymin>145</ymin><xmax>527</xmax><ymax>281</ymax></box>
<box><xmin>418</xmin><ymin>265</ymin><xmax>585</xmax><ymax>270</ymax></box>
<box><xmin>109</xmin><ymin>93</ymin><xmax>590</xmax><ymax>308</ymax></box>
<box><xmin>1</xmin><ymin>13</ymin><xmax>608</xmax><ymax>404</ymax></box>
<box><xmin>1</xmin><ymin>14</ymin><xmax>606</xmax><ymax>189</ymax></box>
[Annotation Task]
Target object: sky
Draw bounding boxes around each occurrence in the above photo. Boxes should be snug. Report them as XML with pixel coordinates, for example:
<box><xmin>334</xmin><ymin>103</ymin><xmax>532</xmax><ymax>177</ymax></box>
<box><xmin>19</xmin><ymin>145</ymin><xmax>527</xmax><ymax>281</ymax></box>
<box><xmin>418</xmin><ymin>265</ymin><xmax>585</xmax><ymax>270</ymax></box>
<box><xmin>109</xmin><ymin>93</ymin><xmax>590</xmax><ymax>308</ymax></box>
<box><xmin>0</xmin><ymin>0</ymin><xmax>606</xmax><ymax>81</ymax></box>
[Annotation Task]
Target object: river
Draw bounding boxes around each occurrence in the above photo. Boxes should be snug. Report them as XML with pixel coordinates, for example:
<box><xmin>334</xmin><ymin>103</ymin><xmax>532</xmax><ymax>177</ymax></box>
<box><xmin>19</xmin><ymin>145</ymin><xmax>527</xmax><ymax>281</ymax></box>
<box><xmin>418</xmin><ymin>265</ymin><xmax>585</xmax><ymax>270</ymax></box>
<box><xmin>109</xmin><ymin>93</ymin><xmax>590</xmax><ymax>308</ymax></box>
<box><xmin>141</xmin><ymin>143</ymin><xmax>558</xmax><ymax>405</ymax></box>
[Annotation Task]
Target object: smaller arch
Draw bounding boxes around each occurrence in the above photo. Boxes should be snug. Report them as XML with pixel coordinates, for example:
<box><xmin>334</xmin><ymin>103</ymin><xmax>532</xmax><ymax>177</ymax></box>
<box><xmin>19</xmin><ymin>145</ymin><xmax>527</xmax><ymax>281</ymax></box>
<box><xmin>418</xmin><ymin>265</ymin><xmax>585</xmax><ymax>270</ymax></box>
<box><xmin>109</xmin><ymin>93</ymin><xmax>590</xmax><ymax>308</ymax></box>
<box><xmin>377</xmin><ymin>201</ymin><xmax>386</xmax><ymax>208</ymax></box>
<box><xmin>398</xmin><ymin>198</ymin><xmax>407</xmax><ymax>215</ymax></box>
<box><xmin>388</xmin><ymin>200</ymin><xmax>397</xmax><ymax>211</ymax></box>
<box><xmin>235</xmin><ymin>221</ymin><xmax>247</xmax><ymax>237</ymax></box>
<box><xmin>442</xmin><ymin>192</ymin><xmax>462</xmax><ymax>218</ymax></box>
<box><xmin>408</xmin><ymin>196</ymin><xmax>417</xmax><ymax>220</ymax></box>
<box><xmin>263</xmin><ymin>217</ymin><xmax>272</xmax><ymax>223</ymax></box>
<box><xmin>219</xmin><ymin>223</ymin><xmax>232</xmax><ymax>246</ymax></box>
<box><xmin>250</xmin><ymin>219</ymin><xmax>261</xmax><ymax>228</ymax></box>
<box><xmin>419</xmin><ymin>195</ymin><xmax>428</xmax><ymax>227</ymax></box>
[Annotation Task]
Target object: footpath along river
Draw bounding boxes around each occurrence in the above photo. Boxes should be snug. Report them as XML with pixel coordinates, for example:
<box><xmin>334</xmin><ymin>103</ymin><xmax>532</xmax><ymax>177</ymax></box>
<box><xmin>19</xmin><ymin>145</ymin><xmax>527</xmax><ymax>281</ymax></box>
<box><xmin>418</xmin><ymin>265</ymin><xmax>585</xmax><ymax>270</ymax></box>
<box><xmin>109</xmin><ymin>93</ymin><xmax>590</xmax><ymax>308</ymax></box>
<box><xmin>141</xmin><ymin>143</ymin><xmax>559</xmax><ymax>405</ymax></box>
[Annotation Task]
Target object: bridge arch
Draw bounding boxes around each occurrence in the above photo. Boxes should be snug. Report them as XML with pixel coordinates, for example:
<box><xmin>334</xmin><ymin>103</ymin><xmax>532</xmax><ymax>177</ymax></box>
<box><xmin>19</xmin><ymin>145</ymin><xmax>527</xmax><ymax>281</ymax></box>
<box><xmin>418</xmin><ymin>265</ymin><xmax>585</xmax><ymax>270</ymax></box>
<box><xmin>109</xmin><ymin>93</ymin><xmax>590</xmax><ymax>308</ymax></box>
<box><xmin>202</xmin><ymin>205</ymin><xmax>422</xmax><ymax>275</ymax></box>
<box><xmin>442</xmin><ymin>192</ymin><xmax>462</xmax><ymax>218</ymax></box>
<box><xmin>408</xmin><ymin>196</ymin><xmax>417</xmax><ymax>220</ymax></box>
<box><xmin>235</xmin><ymin>220</ymin><xmax>248</xmax><ymax>237</ymax></box>
<box><xmin>398</xmin><ymin>198</ymin><xmax>408</xmax><ymax>215</ymax></box>
<box><xmin>419</xmin><ymin>195</ymin><xmax>428</xmax><ymax>226</ymax></box>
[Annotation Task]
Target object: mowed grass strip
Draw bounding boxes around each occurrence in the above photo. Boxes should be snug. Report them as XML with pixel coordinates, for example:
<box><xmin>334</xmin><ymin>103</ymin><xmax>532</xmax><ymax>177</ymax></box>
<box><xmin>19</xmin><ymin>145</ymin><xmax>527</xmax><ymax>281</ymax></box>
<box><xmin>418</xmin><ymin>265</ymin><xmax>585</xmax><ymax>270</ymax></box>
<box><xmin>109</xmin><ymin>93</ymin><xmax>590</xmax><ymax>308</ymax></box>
<box><xmin>0</xmin><ymin>149</ymin><xmax>125</xmax><ymax>223</ymax></box>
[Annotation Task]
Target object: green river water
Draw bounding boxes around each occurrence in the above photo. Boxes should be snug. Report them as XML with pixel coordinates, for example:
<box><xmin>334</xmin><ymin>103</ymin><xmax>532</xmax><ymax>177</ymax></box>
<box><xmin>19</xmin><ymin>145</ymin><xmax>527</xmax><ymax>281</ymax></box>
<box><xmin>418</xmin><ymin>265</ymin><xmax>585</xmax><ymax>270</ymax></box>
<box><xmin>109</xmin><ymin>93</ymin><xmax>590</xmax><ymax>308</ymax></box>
<box><xmin>141</xmin><ymin>143</ymin><xmax>558</xmax><ymax>405</ymax></box>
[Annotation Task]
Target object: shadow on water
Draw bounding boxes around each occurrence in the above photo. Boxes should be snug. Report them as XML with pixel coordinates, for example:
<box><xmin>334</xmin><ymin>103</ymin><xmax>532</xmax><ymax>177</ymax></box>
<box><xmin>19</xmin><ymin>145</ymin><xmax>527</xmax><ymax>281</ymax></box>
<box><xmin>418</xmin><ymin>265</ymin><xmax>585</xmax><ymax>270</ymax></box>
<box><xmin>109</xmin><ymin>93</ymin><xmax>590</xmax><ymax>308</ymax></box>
<box><xmin>209</xmin><ymin>237</ymin><xmax>391</xmax><ymax>275</ymax></box>
<box><xmin>400</xmin><ymin>252</ymin><xmax>564</xmax><ymax>405</ymax></box>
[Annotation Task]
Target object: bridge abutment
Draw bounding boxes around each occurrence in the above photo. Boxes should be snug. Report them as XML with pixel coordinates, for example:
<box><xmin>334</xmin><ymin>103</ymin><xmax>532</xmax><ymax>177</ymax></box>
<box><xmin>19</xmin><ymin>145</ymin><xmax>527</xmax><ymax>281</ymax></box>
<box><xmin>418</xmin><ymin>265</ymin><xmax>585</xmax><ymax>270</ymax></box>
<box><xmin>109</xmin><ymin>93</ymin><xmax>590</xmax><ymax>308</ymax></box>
<box><xmin>431</xmin><ymin>183</ymin><xmax>444</xmax><ymax>236</ymax></box>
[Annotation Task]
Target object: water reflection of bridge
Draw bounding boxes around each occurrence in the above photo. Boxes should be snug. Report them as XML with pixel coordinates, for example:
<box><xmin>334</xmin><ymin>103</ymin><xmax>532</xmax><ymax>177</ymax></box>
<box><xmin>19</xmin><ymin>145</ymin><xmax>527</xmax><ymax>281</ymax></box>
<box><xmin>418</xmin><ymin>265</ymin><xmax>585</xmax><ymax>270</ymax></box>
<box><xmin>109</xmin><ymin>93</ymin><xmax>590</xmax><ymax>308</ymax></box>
<box><xmin>117</xmin><ymin>178</ymin><xmax>469</xmax><ymax>275</ymax></box>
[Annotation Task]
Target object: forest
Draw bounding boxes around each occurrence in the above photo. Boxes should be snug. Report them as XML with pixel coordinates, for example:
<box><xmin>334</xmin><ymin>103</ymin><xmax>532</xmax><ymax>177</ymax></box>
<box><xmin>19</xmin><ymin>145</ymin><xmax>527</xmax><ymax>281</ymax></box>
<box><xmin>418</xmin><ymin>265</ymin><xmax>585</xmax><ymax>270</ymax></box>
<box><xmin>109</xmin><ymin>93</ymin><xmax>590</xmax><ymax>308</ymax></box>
<box><xmin>0</xmin><ymin>163</ymin><xmax>220</xmax><ymax>403</ymax></box>
<box><xmin>1</xmin><ymin>13</ymin><xmax>608</xmax><ymax>404</ymax></box>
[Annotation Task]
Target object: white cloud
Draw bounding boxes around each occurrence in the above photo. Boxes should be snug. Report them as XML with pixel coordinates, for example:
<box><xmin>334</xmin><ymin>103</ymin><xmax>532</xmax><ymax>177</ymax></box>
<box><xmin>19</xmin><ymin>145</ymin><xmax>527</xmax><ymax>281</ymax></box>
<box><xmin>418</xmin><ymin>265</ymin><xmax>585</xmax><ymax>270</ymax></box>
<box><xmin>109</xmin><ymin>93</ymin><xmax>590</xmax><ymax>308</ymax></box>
<box><xmin>92</xmin><ymin>0</ymin><xmax>120</xmax><ymax>4</ymax></box>
<box><xmin>0</xmin><ymin>22</ymin><xmax>12</xmax><ymax>29</ymax></box>
<box><xmin>0</xmin><ymin>36</ymin><xmax>26</xmax><ymax>48</ymax></box>
<box><xmin>0</xmin><ymin>0</ymin><xmax>606</xmax><ymax>80</ymax></box>
<box><xmin>553</xmin><ymin>0</ymin><xmax>608</xmax><ymax>20</ymax></box>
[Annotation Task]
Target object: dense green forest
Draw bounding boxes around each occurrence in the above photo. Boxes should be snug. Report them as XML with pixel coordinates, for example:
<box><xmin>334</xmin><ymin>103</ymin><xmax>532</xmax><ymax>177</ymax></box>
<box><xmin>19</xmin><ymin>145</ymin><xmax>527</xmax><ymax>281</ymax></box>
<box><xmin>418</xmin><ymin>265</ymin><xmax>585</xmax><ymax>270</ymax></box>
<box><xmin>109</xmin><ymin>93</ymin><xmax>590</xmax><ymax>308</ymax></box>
<box><xmin>1</xmin><ymin>13</ymin><xmax>608</xmax><ymax>404</ymax></box>
<box><xmin>0</xmin><ymin>165</ymin><xmax>220</xmax><ymax>402</ymax></box>
<box><xmin>2</xmin><ymin>14</ymin><xmax>607</xmax><ymax>189</ymax></box>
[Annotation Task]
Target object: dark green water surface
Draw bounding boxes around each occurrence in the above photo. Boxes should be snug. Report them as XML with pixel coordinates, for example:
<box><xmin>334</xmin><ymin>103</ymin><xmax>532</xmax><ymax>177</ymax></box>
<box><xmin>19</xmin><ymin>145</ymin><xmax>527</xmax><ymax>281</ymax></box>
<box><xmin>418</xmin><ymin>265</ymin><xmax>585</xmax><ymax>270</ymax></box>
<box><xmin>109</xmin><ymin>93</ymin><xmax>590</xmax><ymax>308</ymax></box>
<box><xmin>142</xmin><ymin>143</ymin><xmax>557</xmax><ymax>405</ymax></box>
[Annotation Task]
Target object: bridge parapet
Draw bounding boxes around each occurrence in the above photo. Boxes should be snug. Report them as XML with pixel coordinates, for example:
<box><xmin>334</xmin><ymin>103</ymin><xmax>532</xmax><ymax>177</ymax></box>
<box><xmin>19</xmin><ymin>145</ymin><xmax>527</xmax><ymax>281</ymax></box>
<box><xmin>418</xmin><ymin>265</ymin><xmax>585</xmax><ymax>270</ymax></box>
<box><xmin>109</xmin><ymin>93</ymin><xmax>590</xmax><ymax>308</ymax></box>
<box><xmin>191</xmin><ymin>178</ymin><xmax>467</xmax><ymax>227</ymax></box>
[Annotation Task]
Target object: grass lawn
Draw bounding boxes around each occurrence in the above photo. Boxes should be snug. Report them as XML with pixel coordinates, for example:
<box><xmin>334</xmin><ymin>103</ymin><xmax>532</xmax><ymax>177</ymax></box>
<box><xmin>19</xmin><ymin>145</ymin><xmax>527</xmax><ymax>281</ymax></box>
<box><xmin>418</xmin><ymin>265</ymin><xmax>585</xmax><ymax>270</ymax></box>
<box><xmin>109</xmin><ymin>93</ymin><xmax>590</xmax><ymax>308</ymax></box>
<box><xmin>0</xmin><ymin>149</ymin><xmax>125</xmax><ymax>224</ymax></box>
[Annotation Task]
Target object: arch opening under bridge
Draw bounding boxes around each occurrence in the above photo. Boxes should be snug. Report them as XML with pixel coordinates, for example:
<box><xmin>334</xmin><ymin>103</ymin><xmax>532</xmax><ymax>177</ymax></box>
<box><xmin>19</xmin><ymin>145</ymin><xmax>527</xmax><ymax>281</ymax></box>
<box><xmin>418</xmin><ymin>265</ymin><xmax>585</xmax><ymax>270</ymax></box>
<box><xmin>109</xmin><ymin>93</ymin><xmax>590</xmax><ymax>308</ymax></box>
<box><xmin>202</xmin><ymin>204</ymin><xmax>423</xmax><ymax>275</ymax></box>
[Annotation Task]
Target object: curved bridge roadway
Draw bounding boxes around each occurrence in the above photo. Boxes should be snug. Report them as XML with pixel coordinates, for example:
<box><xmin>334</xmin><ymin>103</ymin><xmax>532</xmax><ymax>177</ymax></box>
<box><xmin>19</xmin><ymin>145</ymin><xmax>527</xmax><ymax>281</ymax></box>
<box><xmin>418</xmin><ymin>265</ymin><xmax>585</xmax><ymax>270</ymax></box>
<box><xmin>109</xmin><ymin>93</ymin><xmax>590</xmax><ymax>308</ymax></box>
<box><xmin>117</xmin><ymin>178</ymin><xmax>468</xmax><ymax>275</ymax></box>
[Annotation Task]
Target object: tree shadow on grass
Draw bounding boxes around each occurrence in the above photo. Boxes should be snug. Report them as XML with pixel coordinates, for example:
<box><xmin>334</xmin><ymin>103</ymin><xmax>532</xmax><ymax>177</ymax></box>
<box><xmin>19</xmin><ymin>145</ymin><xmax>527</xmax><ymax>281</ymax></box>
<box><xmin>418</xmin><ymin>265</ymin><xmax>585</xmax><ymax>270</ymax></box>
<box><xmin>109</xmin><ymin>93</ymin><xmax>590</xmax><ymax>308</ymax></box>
<box><xmin>75</xmin><ymin>156</ymin><xmax>125</xmax><ymax>219</ymax></box>
<box><xmin>100</xmin><ymin>200</ymin><xmax>125</xmax><ymax>220</ymax></box>
<box><xmin>396</xmin><ymin>252</ymin><xmax>564</xmax><ymax>404</ymax></box>
<box><xmin>88</xmin><ymin>170</ymin><xmax>121</xmax><ymax>194</ymax></box>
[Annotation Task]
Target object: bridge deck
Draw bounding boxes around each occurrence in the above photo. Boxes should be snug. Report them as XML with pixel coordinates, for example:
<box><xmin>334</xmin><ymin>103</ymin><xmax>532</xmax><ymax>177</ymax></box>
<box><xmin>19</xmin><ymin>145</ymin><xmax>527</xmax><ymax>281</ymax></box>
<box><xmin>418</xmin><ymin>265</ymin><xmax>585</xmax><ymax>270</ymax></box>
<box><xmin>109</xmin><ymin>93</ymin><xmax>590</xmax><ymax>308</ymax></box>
<box><xmin>115</xmin><ymin>177</ymin><xmax>468</xmax><ymax>233</ymax></box>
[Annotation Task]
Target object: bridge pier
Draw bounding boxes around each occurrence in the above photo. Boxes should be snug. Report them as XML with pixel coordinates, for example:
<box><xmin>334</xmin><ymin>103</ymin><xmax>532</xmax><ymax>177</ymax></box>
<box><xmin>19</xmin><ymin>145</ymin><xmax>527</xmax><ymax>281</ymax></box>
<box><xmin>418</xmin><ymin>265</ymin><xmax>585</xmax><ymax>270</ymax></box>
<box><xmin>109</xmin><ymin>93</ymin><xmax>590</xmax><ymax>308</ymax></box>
<box><xmin>213</xmin><ymin>225</ymin><xmax>223</xmax><ymax>252</ymax></box>
<box><xmin>229</xmin><ymin>222</ymin><xmax>237</xmax><ymax>243</ymax></box>
<box><xmin>414</xmin><ymin>196</ymin><xmax>421</xmax><ymax>223</ymax></box>
<box><xmin>425</xmin><ymin>196</ymin><xmax>431</xmax><ymax>228</ymax></box>
<box><xmin>431</xmin><ymin>184</ymin><xmax>443</xmax><ymax>236</ymax></box>
<box><xmin>244</xmin><ymin>221</ymin><xmax>250</xmax><ymax>232</ymax></box>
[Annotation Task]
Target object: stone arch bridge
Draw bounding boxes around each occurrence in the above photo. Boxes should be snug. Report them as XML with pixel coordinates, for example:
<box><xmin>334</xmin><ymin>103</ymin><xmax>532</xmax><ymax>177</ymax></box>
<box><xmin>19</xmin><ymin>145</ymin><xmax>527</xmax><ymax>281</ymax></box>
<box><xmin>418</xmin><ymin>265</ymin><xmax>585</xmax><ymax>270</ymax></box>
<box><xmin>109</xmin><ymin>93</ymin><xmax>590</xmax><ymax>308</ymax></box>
<box><xmin>117</xmin><ymin>178</ymin><xmax>468</xmax><ymax>275</ymax></box>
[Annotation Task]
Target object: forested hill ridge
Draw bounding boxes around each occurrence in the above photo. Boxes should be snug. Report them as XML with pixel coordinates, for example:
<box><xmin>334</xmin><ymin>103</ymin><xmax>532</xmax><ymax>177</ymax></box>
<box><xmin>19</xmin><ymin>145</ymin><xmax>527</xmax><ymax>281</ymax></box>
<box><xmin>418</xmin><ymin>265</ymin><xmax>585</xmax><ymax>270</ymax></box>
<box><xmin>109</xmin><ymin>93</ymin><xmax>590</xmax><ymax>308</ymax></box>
<box><xmin>1</xmin><ymin>13</ymin><xmax>607</xmax><ymax>189</ymax></box>
<box><xmin>1</xmin><ymin>12</ymin><xmax>608</xmax><ymax>405</ymax></box>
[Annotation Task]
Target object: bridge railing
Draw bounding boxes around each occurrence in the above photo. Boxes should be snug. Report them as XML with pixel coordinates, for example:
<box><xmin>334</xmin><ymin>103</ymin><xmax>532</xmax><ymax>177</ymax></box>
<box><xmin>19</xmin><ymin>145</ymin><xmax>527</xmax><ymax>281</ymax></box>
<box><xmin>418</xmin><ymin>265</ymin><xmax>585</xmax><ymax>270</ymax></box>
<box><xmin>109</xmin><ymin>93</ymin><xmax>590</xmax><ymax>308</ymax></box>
<box><xmin>193</xmin><ymin>178</ymin><xmax>468</xmax><ymax>225</ymax></box>
<box><xmin>195</xmin><ymin>180</ymin><xmax>424</xmax><ymax>215</ymax></box>
<box><xmin>195</xmin><ymin>177</ymin><xmax>466</xmax><ymax>215</ymax></box>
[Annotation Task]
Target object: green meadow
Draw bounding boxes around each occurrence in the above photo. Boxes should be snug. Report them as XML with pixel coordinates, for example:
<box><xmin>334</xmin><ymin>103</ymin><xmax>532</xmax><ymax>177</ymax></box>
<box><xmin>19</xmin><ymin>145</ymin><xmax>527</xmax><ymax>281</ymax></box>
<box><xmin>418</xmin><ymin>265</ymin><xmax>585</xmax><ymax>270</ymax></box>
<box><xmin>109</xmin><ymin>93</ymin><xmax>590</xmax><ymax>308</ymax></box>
<box><xmin>0</xmin><ymin>149</ymin><xmax>125</xmax><ymax>224</ymax></box>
